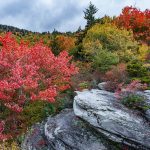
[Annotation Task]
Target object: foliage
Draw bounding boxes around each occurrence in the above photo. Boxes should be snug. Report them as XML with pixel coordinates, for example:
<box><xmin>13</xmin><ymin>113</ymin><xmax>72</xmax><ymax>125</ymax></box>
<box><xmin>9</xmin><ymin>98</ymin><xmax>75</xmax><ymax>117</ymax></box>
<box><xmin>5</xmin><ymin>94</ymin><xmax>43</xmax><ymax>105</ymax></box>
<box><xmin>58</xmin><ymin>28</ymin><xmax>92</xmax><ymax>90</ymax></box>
<box><xmin>127</xmin><ymin>60</ymin><xmax>148</xmax><ymax>78</ymax></box>
<box><xmin>121</xmin><ymin>94</ymin><xmax>146</xmax><ymax>110</ymax></box>
<box><xmin>82</xmin><ymin>23</ymin><xmax>139</xmax><ymax>62</ymax></box>
<box><xmin>50</xmin><ymin>35</ymin><xmax>76</xmax><ymax>55</ymax></box>
<box><xmin>82</xmin><ymin>39</ymin><xmax>102</xmax><ymax>60</ymax></box>
<box><xmin>138</xmin><ymin>44</ymin><xmax>150</xmax><ymax>62</ymax></box>
<box><xmin>21</xmin><ymin>101</ymin><xmax>55</xmax><ymax>127</ymax></box>
<box><xmin>115</xmin><ymin>80</ymin><xmax>147</xmax><ymax>111</ymax></box>
<box><xmin>0</xmin><ymin>141</ymin><xmax>20</xmax><ymax>150</ymax></box>
<box><xmin>96</xmin><ymin>15</ymin><xmax>113</xmax><ymax>24</ymax></box>
<box><xmin>71</xmin><ymin>30</ymin><xmax>87</xmax><ymax>60</ymax></box>
<box><xmin>0</xmin><ymin>33</ymin><xmax>78</xmax><ymax>141</ymax></box>
<box><xmin>84</xmin><ymin>2</ymin><xmax>98</xmax><ymax>28</ymax></box>
<box><xmin>93</xmin><ymin>49</ymin><xmax>119</xmax><ymax>72</ymax></box>
<box><xmin>71</xmin><ymin>61</ymin><xmax>95</xmax><ymax>90</ymax></box>
<box><xmin>115</xmin><ymin>6</ymin><xmax>150</xmax><ymax>45</ymax></box>
<box><xmin>78</xmin><ymin>81</ymin><xmax>91</xmax><ymax>90</ymax></box>
<box><xmin>103</xmin><ymin>63</ymin><xmax>128</xmax><ymax>92</ymax></box>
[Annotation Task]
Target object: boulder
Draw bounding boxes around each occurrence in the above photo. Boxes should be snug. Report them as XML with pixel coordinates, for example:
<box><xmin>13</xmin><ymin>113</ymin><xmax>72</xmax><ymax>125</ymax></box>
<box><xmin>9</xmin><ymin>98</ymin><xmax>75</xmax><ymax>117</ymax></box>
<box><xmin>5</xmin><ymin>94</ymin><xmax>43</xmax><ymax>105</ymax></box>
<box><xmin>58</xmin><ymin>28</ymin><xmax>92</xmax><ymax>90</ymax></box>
<box><xmin>21</xmin><ymin>122</ymin><xmax>49</xmax><ymax>150</ymax></box>
<box><xmin>142</xmin><ymin>90</ymin><xmax>150</xmax><ymax>121</ymax></box>
<box><xmin>145</xmin><ymin>109</ymin><xmax>150</xmax><ymax>121</ymax></box>
<box><xmin>22</xmin><ymin>109</ymin><xmax>111</xmax><ymax>150</ymax></box>
<box><xmin>45</xmin><ymin>109</ymin><xmax>108</xmax><ymax>150</ymax></box>
<box><xmin>74</xmin><ymin>89</ymin><xmax>150</xmax><ymax>150</ymax></box>
<box><xmin>97</xmin><ymin>82</ymin><xmax>107</xmax><ymax>90</ymax></box>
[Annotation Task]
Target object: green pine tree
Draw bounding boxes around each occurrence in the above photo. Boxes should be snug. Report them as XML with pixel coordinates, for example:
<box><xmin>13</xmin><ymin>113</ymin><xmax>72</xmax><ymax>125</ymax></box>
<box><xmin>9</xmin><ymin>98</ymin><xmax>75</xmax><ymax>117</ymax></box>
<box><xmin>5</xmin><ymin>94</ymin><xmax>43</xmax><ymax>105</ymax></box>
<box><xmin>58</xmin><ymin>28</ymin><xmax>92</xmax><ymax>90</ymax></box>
<box><xmin>84</xmin><ymin>2</ymin><xmax>98</xmax><ymax>28</ymax></box>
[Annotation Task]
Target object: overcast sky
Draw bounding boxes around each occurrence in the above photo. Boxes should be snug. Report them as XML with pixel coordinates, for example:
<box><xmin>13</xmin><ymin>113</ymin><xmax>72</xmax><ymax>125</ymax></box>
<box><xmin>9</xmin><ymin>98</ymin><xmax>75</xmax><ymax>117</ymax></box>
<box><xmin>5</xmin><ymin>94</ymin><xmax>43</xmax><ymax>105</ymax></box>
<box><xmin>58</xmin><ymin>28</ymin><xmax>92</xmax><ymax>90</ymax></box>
<box><xmin>0</xmin><ymin>0</ymin><xmax>149</xmax><ymax>32</ymax></box>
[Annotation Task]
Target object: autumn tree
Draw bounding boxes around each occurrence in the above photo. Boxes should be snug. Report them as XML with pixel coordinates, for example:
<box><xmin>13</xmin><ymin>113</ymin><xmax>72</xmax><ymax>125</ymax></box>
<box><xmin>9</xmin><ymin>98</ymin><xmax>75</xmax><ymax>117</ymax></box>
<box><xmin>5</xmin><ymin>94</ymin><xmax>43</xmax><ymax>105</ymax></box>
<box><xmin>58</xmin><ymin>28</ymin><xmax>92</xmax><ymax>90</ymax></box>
<box><xmin>0</xmin><ymin>33</ymin><xmax>78</xmax><ymax>140</ymax></box>
<box><xmin>50</xmin><ymin>35</ymin><xmax>76</xmax><ymax>55</ymax></box>
<box><xmin>115</xmin><ymin>6</ymin><xmax>150</xmax><ymax>45</ymax></box>
<box><xmin>82</xmin><ymin>23</ymin><xmax>139</xmax><ymax>62</ymax></box>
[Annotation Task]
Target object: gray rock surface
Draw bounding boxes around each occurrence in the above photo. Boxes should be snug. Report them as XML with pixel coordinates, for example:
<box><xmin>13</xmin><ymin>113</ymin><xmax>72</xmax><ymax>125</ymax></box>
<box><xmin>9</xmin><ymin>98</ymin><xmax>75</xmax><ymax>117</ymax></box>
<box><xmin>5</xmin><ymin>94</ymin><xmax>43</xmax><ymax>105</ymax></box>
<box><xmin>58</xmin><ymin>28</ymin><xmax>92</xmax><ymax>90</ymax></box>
<box><xmin>21</xmin><ymin>122</ymin><xmax>49</xmax><ymax>150</ymax></box>
<box><xmin>98</xmin><ymin>82</ymin><xmax>107</xmax><ymax>90</ymax></box>
<box><xmin>143</xmin><ymin>90</ymin><xmax>150</xmax><ymax>121</ymax></box>
<box><xmin>74</xmin><ymin>89</ymin><xmax>150</xmax><ymax>150</ymax></box>
<box><xmin>145</xmin><ymin>109</ymin><xmax>150</xmax><ymax>121</ymax></box>
<box><xmin>45</xmin><ymin>109</ymin><xmax>108</xmax><ymax>150</ymax></box>
<box><xmin>22</xmin><ymin>109</ymin><xmax>111</xmax><ymax>150</ymax></box>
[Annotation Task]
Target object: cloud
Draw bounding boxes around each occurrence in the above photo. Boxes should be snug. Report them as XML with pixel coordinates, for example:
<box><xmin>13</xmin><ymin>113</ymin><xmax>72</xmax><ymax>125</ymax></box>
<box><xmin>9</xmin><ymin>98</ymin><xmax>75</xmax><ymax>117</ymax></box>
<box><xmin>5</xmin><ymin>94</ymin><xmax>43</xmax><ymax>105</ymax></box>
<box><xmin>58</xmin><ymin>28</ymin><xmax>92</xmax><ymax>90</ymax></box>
<box><xmin>0</xmin><ymin>0</ymin><xmax>149</xmax><ymax>32</ymax></box>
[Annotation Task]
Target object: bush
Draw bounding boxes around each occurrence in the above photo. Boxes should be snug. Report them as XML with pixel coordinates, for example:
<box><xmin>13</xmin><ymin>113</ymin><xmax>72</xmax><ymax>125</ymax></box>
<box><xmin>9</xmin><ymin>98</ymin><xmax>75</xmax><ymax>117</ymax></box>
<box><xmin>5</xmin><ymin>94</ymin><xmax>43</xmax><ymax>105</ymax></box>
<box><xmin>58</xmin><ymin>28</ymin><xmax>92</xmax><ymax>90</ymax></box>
<box><xmin>93</xmin><ymin>49</ymin><xmax>119</xmax><ymax>72</ymax></box>
<box><xmin>78</xmin><ymin>81</ymin><xmax>91</xmax><ymax>90</ymax></box>
<box><xmin>127</xmin><ymin>60</ymin><xmax>148</xmax><ymax>78</ymax></box>
<box><xmin>0</xmin><ymin>141</ymin><xmax>20</xmax><ymax>150</ymax></box>
<box><xmin>21</xmin><ymin>101</ymin><xmax>55</xmax><ymax>127</ymax></box>
<box><xmin>103</xmin><ymin>63</ymin><xmax>128</xmax><ymax>91</ymax></box>
<box><xmin>121</xmin><ymin>94</ymin><xmax>146</xmax><ymax>110</ymax></box>
<box><xmin>138</xmin><ymin>44</ymin><xmax>150</xmax><ymax>62</ymax></box>
<box><xmin>115</xmin><ymin>80</ymin><xmax>148</xmax><ymax>111</ymax></box>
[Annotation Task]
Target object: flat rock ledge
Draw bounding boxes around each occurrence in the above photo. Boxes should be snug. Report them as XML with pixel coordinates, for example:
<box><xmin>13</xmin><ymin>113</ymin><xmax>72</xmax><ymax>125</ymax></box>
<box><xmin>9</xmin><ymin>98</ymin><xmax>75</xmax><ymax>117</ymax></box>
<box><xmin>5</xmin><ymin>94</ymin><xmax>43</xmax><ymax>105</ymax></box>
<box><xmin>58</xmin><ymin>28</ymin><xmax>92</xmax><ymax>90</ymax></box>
<box><xmin>74</xmin><ymin>89</ymin><xmax>150</xmax><ymax>150</ymax></box>
<box><xmin>22</xmin><ymin>109</ymin><xmax>114</xmax><ymax>150</ymax></box>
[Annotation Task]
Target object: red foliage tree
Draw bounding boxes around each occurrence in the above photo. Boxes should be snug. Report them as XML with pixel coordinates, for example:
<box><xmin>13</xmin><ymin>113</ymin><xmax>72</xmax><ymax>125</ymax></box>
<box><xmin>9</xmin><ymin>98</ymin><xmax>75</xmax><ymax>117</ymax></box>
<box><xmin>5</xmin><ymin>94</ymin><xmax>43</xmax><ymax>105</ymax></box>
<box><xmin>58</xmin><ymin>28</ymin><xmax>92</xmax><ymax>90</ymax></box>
<box><xmin>115</xmin><ymin>6</ymin><xmax>150</xmax><ymax>45</ymax></box>
<box><xmin>0</xmin><ymin>33</ymin><xmax>78</xmax><ymax>140</ymax></box>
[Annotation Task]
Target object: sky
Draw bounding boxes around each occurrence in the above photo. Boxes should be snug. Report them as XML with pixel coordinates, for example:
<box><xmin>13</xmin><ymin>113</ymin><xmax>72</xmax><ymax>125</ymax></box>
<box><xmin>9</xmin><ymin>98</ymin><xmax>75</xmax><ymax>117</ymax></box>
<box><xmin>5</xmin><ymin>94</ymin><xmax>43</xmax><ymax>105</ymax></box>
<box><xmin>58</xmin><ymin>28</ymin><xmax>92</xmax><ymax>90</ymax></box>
<box><xmin>0</xmin><ymin>0</ymin><xmax>149</xmax><ymax>32</ymax></box>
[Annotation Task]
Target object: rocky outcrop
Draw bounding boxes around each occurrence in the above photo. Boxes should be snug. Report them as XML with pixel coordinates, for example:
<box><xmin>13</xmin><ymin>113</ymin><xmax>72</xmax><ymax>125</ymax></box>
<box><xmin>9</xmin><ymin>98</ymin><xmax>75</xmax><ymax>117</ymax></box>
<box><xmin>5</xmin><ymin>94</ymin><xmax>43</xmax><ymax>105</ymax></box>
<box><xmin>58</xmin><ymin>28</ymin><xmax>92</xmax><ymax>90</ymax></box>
<box><xmin>22</xmin><ymin>89</ymin><xmax>150</xmax><ymax>150</ymax></box>
<box><xmin>74</xmin><ymin>89</ymin><xmax>150</xmax><ymax>150</ymax></box>
<box><xmin>22</xmin><ymin>122</ymin><xmax>49</xmax><ymax>150</ymax></box>
<box><xmin>44</xmin><ymin>109</ymin><xmax>108</xmax><ymax>150</ymax></box>
<box><xmin>144</xmin><ymin>90</ymin><xmax>150</xmax><ymax>121</ymax></box>
<box><xmin>22</xmin><ymin>109</ymin><xmax>114</xmax><ymax>150</ymax></box>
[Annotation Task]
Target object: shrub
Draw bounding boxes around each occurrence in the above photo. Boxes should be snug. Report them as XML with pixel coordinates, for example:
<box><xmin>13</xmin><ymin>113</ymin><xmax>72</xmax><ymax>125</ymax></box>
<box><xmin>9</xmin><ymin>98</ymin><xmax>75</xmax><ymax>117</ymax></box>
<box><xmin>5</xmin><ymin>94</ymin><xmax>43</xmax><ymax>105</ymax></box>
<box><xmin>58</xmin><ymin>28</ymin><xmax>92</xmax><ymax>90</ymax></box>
<box><xmin>71</xmin><ymin>61</ymin><xmax>95</xmax><ymax>91</ymax></box>
<box><xmin>138</xmin><ymin>44</ymin><xmax>150</xmax><ymax>62</ymax></box>
<box><xmin>93</xmin><ymin>49</ymin><xmax>119</xmax><ymax>72</ymax></box>
<box><xmin>78</xmin><ymin>81</ymin><xmax>91</xmax><ymax>90</ymax></box>
<box><xmin>121</xmin><ymin>94</ymin><xmax>146</xmax><ymax>110</ymax></box>
<box><xmin>127</xmin><ymin>60</ymin><xmax>149</xmax><ymax>79</ymax></box>
<box><xmin>21</xmin><ymin>101</ymin><xmax>55</xmax><ymax>127</ymax></box>
<box><xmin>0</xmin><ymin>141</ymin><xmax>20</xmax><ymax>150</ymax></box>
<box><xmin>115</xmin><ymin>80</ymin><xmax>147</xmax><ymax>111</ymax></box>
<box><xmin>103</xmin><ymin>63</ymin><xmax>128</xmax><ymax>91</ymax></box>
<box><xmin>82</xmin><ymin>40</ymin><xmax>102</xmax><ymax>60</ymax></box>
<box><xmin>0</xmin><ymin>33</ymin><xmax>78</xmax><ymax>141</ymax></box>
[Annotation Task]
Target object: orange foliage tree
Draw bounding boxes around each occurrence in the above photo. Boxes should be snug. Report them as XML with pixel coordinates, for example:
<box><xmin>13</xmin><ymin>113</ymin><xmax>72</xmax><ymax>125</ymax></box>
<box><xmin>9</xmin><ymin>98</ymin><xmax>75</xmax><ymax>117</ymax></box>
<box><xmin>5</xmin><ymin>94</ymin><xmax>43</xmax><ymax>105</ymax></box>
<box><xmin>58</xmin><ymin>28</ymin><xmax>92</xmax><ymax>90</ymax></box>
<box><xmin>50</xmin><ymin>35</ymin><xmax>76</xmax><ymax>55</ymax></box>
<box><xmin>115</xmin><ymin>6</ymin><xmax>150</xmax><ymax>45</ymax></box>
<box><xmin>56</xmin><ymin>35</ymin><xmax>76</xmax><ymax>52</ymax></box>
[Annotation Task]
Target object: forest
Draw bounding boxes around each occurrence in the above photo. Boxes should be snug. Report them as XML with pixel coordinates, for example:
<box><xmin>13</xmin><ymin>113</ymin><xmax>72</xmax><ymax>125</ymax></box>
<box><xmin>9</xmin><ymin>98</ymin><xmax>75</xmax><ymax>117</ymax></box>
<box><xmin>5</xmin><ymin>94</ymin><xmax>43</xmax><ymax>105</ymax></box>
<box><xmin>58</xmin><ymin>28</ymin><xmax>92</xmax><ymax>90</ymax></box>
<box><xmin>0</xmin><ymin>2</ymin><xmax>150</xmax><ymax>149</ymax></box>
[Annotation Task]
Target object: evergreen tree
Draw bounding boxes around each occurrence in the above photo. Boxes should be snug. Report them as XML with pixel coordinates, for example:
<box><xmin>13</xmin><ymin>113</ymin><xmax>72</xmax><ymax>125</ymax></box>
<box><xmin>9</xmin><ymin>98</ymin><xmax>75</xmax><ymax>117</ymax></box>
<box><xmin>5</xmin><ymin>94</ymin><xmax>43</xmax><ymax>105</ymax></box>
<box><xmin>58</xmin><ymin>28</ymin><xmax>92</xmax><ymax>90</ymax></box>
<box><xmin>84</xmin><ymin>2</ymin><xmax>98</xmax><ymax>28</ymax></box>
<box><xmin>77</xmin><ymin>26</ymin><xmax>82</xmax><ymax>33</ymax></box>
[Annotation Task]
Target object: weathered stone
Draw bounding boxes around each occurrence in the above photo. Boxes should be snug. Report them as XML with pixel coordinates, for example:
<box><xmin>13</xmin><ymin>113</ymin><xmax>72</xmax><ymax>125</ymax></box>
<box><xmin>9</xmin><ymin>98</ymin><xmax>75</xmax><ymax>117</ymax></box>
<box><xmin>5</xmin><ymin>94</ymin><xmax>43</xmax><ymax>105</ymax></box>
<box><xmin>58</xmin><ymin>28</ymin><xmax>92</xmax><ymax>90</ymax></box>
<box><xmin>145</xmin><ymin>109</ymin><xmax>150</xmax><ymax>121</ymax></box>
<box><xmin>22</xmin><ymin>109</ymin><xmax>109</xmax><ymax>150</ymax></box>
<box><xmin>97</xmin><ymin>82</ymin><xmax>107</xmax><ymax>90</ymax></box>
<box><xmin>74</xmin><ymin>89</ymin><xmax>150</xmax><ymax>150</ymax></box>
<box><xmin>21</xmin><ymin>123</ymin><xmax>49</xmax><ymax>150</ymax></box>
<box><xmin>45</xmin><ymin>109</ymin><xmax>109</xmax><ymax>150</ymax></box>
